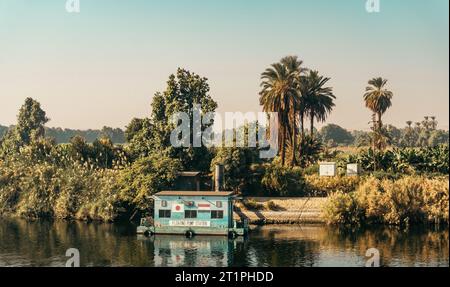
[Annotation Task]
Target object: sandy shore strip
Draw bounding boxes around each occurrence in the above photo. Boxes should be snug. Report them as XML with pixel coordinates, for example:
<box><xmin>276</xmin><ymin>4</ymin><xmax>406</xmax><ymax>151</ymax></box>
<box><xmin>234</xmin><ymin>197</ymin><xmax>328</xmax><ymax>224</ymax></box>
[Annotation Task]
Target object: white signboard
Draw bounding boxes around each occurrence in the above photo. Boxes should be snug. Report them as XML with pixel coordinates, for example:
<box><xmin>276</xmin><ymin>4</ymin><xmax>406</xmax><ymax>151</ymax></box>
<box><xmin>319</xmin><ymin>162</ymin><xmax>336</xmax><ymax>177</ymax></box>
<box><xmin>169</xmin><ymin>220</ymin><xmax>211</xmax><ymax>227</ymax></box>
<box><xmin>347</xmin><ymin>163</ymin><xmax>360</xmax><ymax>176</ymax></box>
<box><xmin>171</xmin><ymin>203</ymin><xmax>184</xmax><ymax>213</ymax></box>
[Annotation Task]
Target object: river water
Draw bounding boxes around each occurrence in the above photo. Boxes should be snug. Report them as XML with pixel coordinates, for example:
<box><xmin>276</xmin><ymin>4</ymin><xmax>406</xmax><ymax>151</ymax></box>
<box><xmin>0</xmin><ymin>218</ymin><xmax>448</xmax><ymax>267</ymax></box>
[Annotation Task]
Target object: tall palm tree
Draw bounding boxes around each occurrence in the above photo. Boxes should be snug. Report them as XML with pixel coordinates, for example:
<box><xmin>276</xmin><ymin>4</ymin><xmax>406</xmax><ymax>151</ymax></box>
<box><xmin>363</xmin><ymin>77</ymin><xmax>393</xmax><ymax>151</ymax></box>
<box><xmin>302</xmin><ymin>71</ymin><xmax>335</xmax><ymax>137</ymax></box>
<box><xmin>280</xmin><ymin>56</ymin><xmax>306</xmax><ymax>166</ymax></box>
<box><xmin>260</xmin><ymin>59</ymin><xmax>300</xmax><ymax>166</ymax></box>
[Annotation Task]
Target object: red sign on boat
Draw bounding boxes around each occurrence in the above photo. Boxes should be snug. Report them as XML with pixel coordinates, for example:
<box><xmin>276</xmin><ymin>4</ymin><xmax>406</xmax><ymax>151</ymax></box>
<box><xmin>197</xmin><ymin>203</ymin><xmax>211</xmax><ymax>210</ymax></box>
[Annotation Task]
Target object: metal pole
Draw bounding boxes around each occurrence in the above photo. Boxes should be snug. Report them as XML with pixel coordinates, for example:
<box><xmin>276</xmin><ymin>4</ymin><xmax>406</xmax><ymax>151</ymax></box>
<box><xmin>215</xmin><ymin>164</ymin><xmax>224</xmax><ymax>192</ymax></box>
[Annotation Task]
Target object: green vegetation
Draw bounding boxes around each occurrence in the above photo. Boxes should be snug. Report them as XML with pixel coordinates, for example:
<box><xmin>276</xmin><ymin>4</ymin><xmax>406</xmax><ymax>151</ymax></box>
<box><xmin>0</xmin><ymin>59</ymin><xmax>448</xmax><ymax>226</ymax></box>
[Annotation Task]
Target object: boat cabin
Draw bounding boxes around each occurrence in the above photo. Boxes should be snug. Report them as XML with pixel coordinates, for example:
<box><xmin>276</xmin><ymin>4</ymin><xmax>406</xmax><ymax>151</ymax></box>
<box><xmin>137</xmin><ymin>191</ymin><xmax>248</xmax><ymax>237</ymax></box>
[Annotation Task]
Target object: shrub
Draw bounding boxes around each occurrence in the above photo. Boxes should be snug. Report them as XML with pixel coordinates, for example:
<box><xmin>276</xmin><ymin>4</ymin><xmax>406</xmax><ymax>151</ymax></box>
<box><xmin>379</xmin><ymin>177</ymin><xmax>426</xmax><ymax>225</ymax></box>
<box><xmin>322</xmin><ymin>191</ymin><xmax>364</xmax><ymax>225</ymax></box>
<box><xmin>323</xmin><ymin>176</ymin><xmax>449</xmax><ymax>226</ymax></box>
<box><xmin>261</xmin><ymin>163</ymin><xmax>306</xmax><ymax>196</ymax></box>
<box><xmin>302</xmin><ymin>164</ymin><xmax>319</xmax><ymax>176</ymax></box>
<box><xmin>305</xmin><ymin>174</ymin><xmax>361</xmax><ymax>196</ymax></box>
<box><xmin>421</xmin><ymin>177</ymin><xmax>449</xmax><ymax>224</ymax></box>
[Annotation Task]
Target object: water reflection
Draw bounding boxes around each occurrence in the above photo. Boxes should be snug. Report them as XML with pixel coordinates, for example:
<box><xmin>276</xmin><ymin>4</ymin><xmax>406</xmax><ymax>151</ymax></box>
<box><xmin>144</xmin><ymin>235</ymin><xmax>239</xmax><ymax>267</ymax></box>
<box><xmin>0</xmin><ymin>218</ymin><xmax>448</xmax><ymax>267</ymax></box>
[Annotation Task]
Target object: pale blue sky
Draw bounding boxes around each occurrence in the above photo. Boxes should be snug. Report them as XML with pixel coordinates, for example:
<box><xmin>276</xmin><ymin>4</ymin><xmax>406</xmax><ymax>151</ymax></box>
<box><xmin>0</xmin><ymin>0</ymin><xmax>448</xmax><ymax>130</ymax></box>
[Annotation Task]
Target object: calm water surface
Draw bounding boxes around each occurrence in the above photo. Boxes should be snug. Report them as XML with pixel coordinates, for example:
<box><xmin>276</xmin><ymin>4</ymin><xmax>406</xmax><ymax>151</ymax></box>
<box><xmin>0</xmin><ymin>218</ymin><xmax>448</xmax><ymax>267</ymax></box>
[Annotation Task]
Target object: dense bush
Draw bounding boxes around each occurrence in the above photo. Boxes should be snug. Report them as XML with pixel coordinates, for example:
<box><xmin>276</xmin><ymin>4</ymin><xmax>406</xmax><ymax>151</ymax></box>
<box><xmin>304</xmin><ymin>174</ymin><xmax>361</xmax><ymax>196</ymax></box>
<box><xmin>0</xmin><ymin>139</ymin><xmax>181</xmax><ymax>221</ymax></box>
<box><xmin>260</xmin><ymin>163</ymin><xmax>306</xmax><ymax>196</ymax></box>
<box><xmin>323</xmin><ymin>176</ymin><xmax>449</xmax><ymax>226</ymax></box>
<box><xmin>118</xmin><ymin>152</ymin><xmax>181</xmax><ymax>211</ymax></box>
<box><xmin>322</xmin><ymin>191</ymin><xmax>364</xmax><ymax>225</ymax></box>
<box><xmin>0</xmin><ymin>146</ymin><xmax>122</xmax><ymax>221</ymax></box>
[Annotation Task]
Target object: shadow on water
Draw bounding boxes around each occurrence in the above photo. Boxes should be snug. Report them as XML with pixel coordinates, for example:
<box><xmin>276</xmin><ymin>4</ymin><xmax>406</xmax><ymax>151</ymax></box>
<box><xmin>0</xmin><ymin>218</ymin><xmax>448</xmax><ymax>267</ymax></box>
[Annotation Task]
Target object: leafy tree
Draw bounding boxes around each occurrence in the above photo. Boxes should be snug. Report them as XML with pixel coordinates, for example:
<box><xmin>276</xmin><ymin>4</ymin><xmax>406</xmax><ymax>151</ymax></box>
<box><xmin>118</xmin><ymin>152</ymin><xmax>182</xmax><ymax>211</ymax></box>
<box><xmin>1</xmin><ymin>98</ymin><xmax>49</xmax><ymax>156</ymax></box>
<box><xmin>210</xmin><ymin>146</ymin><xmax>260</xmax><ymax>192</ymax></box>
<box><xmin>320</xmin><ymin>124</ymin><xmax>354</xmax><ymax>146</ymax></box>
<box><xmin>91</xmin><ymin>137</ymin><xmax>115</xmax><ymax>169</ymax></box>
<box><xmin>15</xmin><ymin>98</ymin><xmax>49</xmax><ymax>145</ymax></box>
<box><xmin>148</xmin><ymin>68</ymin><xmax>218</xmax><ymax>171</ymax></box>
<box><xmin>68</xmin><ymin>135</ymin><xmax>91</xmax><ymax>161</ymax></box>
<box><xmin>125</xmin><ymin>118</ymin><xmax>147</xmax><ymax>142</ymax></box>
<box><xmin>125</xmin><ymin>118</ymin><xmax>154</xmax><ymax>159</ymax></box>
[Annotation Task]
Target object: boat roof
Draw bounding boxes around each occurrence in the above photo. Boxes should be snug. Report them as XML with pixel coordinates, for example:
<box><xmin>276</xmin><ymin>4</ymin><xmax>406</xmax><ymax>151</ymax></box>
<box><xmin>155</xmin><ymin>191</ymin><xmax>235</xmax><ymax>197</ymax></box>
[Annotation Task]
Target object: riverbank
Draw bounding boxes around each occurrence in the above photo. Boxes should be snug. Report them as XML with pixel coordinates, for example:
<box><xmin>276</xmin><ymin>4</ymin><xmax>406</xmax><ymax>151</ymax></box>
<box><xmin>234</xmin><ymin>197</ymin><xmax>327</xmax><ymax>224</ymax></box>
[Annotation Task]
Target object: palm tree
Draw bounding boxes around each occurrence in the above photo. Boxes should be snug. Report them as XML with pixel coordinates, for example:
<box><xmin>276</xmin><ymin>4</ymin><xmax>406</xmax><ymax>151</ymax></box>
<box><xmin>280</xmin><ymin>56</ymin><xmax>306</xmax><ymax>166</ymax></box>
<box><xmin>260</xmin><ymin>58</ymin><xmax>301</xmax><ymax>166</ymax></box>
<box><xmin>406</xmin><ymin>121</ymin><xmax>413</xmax><ymax>128</ymax></box>
<box><xmin>363</xmin><ymin>77</ymin><xmax>393</xmax><ymax>151</ymax></box>
<box><xmin>302</xmin><ymin>71</ymin><xmax>335</xmax><ymax>137</ymax></box>
<box><xmin>415</xmin><ymin>122</ymin><xmax>421</xmax><ymax>130</ymax></box>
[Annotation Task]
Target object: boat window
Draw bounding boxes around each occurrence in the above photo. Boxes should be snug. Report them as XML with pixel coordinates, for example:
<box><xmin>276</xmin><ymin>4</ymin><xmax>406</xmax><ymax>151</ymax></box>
<box><xmin>211</xmin><ymin>210</ymin><xmax>224</xmax><ymax>219</ymax></box>
<box><xmin>161</xmin><ymin>200</ymin><xmax>167</xmax><ymax>207</ymax></box>
<box><xmin>185</xmin><ymin>210</ymin><xmax>197</xmax><ymax>219</ymax></box>
<box><xmin>159</xmin><ymin>210</ymin><xmax>171</xmax><ymax>218</ymax></box>
<box><xmin>216</xmin><ymin>201</ymin><xmax>223</xmax><ymax>208</ymax></box>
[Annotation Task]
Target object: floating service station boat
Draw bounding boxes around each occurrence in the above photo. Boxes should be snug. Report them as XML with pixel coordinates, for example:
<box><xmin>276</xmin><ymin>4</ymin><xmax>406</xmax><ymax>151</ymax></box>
<box><xmin>137</xmin><ymin>165</ymin><xmax>248</xmax><ymax>237</ymax></box>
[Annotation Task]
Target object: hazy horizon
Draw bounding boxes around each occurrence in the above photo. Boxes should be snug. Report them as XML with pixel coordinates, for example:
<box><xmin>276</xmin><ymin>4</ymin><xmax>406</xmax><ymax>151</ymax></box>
<box><xmin>1</xmin><ymin>0</ymin><xmax>449</xmax><ymax>131</ymax></box>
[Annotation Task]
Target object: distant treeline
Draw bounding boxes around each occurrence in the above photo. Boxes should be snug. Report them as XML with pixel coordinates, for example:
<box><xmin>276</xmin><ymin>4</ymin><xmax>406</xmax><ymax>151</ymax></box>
<box><xmin>0</xmin><ymin>124</ymin><xmax>125</xmax><ymax>144</ymax></box>
<box><xmin>319</xmin><ymin>120</ymin><xmax>449</xmax><ymax>148</ymax></box>
<box><xmin>2</xmin><ymin>121</ymin><xmax>448</xmax><ymax>147</ymax></box>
